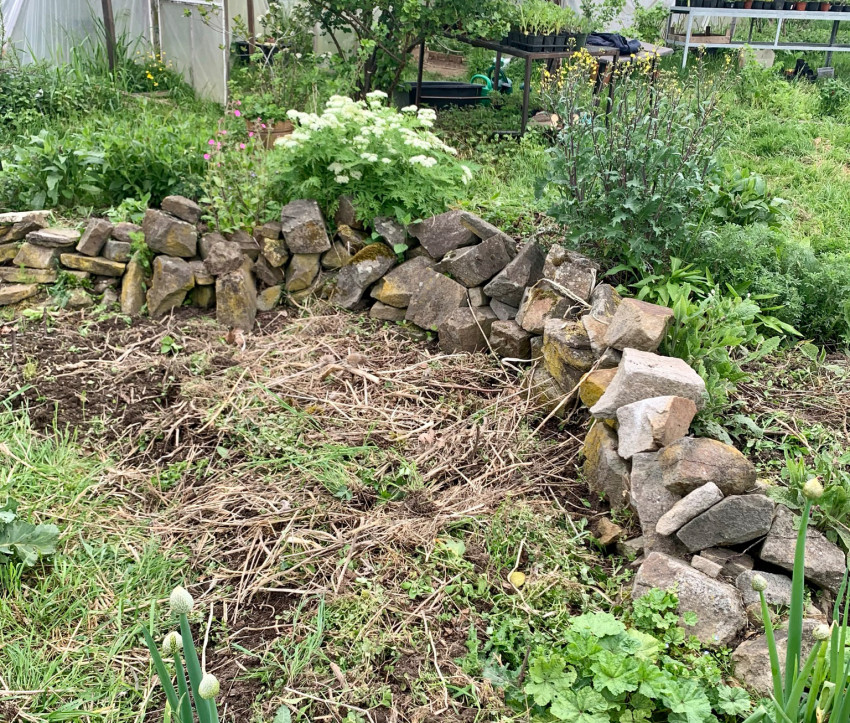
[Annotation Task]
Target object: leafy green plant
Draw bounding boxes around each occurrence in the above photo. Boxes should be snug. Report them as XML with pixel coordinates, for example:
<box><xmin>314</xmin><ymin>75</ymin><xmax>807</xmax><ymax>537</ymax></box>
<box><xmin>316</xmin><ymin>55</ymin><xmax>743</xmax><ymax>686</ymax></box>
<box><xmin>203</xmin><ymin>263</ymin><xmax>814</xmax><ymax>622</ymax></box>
<box><xmin>270</xmin><ymin>93</ymin><xmax>474</xmax><ymax>225</ymax></box>
<box><xmin>624</xmin><ymin>2</ymin><xmax>669</xmax><ymax>43</ymax></box>
<box><xmin>538</xmin><ymin>51</ymin><xmax>728</xmax><ymax>270</ymax></box>
<box><xmin>742</xmin><ymin>479</ymin><xmax>849</xmax><ymax>723</ymax></box>
<box><xmin>521</xmin><ymin>606</ymin><xmax>749</xmax><ymax>722</ymax></box>
<box><xmin>818</xmin><ymin>78</ymin><xmax>850</xmax><ymax>118</ymax></box>
<box><xmin>707</xmin><ymin>167</ymin><xmax>789</xmax><ymax>229</ymax></box>
<box><xmin>0</xmin><ymin>498</ymin><xmax>59</xmax><ymax>567</ymax></box>
<box><xmin>141</xmin><ymin>586</ymin><xmax>222</xmax><ymax>722</ymax></box>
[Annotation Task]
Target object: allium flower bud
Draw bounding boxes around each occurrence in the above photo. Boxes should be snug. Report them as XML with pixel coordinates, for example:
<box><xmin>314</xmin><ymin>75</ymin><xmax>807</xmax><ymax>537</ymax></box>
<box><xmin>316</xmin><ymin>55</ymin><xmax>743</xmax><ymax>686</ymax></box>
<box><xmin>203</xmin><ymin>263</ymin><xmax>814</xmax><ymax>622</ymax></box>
<box><xmin>162</xmin><ymin>631</ymin><xmax>183</xmax><ymax>655</ymax></box>
<box><xmin>803</xmin><ymin>478</ymin><xmax>824</xmax><ymax>500</ymax></box>
<box><xmin>751</xmin><ymin>574</ymin><xmax>768</xmax><ymax>592</ymax></box>
<box><xmin>169</xmin><ymin>586</ymin><xmax>194</xmax><ymax>615</ymax></box>
<box><xmin>813</xmin><ymin>623</ymin><xmax>831</xmax><ymax>641</ymax></box>
<box><xmin>198</xmin><ymin>672</ymin><xmax>220</xmax><ymax>700</ymax></box>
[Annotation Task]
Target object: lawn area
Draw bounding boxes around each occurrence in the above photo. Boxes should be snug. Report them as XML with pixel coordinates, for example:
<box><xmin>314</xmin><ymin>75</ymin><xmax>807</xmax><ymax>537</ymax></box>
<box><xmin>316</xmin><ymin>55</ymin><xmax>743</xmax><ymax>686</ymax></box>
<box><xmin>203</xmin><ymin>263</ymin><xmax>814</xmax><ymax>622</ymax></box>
<box><xmin>4</xmin><ymin>1</ymin><xmax>850</xmax><ymax>721</ymax></box>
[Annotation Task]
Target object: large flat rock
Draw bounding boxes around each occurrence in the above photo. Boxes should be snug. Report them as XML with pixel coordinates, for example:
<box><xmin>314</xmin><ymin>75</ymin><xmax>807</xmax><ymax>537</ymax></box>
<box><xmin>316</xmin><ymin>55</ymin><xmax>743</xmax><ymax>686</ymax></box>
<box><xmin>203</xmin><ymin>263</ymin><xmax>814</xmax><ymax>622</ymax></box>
<box><xmin>633</xmin><ymin>551</ymin><xmax>746</xmax><ymax>647</ymax></box>
<box><xmin>676</xmin><ymin>494</ymin><xmax>774</xmax><ymax>552</ymax></box>
<box><xmin>630</xmin><ymin>451</ymin><xmax>686</xmax><ymax>556</ymax></box>
<box><xmin>482</xmin><ymin>240</ymin><xmax>545</xmax><ymax>306</ymax></box>
<box><xmin>658</xmin><ymin>437</ymin><xmax>756</xmax><ymax>496</ymax></box>
<box><xmin>408</xmin><ymin>210</ymin><xmax>476</xmax><ymax>259</ymax></box>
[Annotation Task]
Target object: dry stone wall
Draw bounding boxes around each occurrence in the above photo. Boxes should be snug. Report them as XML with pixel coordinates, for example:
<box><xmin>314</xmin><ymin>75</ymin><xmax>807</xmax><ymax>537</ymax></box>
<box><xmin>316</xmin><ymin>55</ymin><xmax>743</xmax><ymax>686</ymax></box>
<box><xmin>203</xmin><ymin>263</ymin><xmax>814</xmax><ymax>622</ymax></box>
<box><xmin>1</xmin><ymin>198</ymin><xmax>840</xmax><ymax>694</ymax></box>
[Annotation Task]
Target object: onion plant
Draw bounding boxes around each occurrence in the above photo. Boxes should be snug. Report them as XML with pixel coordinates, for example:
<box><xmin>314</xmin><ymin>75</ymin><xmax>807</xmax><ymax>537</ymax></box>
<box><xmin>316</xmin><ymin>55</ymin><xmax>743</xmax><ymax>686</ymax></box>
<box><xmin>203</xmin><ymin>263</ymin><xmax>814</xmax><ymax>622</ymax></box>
<box><xmin>743</xmin><ymin>478</ymin><xmax>850</xmax><ymax>723</ymax></box>
<box><xmin>141</xmin><ymin>586</ymin><xmax>221</xmax><ymax>723</ymax></box>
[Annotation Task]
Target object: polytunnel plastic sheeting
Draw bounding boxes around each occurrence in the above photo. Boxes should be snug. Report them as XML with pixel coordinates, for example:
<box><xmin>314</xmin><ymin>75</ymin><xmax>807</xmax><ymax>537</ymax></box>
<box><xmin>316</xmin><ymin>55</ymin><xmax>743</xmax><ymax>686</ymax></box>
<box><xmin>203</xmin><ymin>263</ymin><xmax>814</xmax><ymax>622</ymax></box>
<box><xmin>159</xmin><ymin>0</ymin><xmax>227</xmax><ymax>104</ymax></box>
<box><xmin>1</xmin><ymin>0</ymin><xmax>153</xmax><ymax>63</ymax></box>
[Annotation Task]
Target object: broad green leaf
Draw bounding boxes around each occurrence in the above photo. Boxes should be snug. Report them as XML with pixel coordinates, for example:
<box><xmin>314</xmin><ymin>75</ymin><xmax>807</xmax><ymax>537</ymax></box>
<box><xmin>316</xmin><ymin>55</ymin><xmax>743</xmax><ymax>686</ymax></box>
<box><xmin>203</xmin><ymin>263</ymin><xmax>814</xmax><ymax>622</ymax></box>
<box><xmin>662</xmin><ymin>679</ymin><xmax>714</xmax><ymax>723</ymax></box>
<box><xmin>571</xmin><ymin>612</ymin><xmax>626</xmax><ymax>638</ymax></box>
<box><xmin>0</xmin><ymin>521</ymin><xmax>59</xmax><ymax>566</ymax></box>
<box><xmin>590</xmin><ymin>650</ymin><xmax>640</xmax><ymax>697</ymax></box>
<box><xmin>714</xmin><ymin>685</ymin><xmax>751</xmax><ymax>716</ymax></box>
<box><xmin>550</xmin><ymin>686</ymin><xmax>611</xmax><ymax>723</ymax></box>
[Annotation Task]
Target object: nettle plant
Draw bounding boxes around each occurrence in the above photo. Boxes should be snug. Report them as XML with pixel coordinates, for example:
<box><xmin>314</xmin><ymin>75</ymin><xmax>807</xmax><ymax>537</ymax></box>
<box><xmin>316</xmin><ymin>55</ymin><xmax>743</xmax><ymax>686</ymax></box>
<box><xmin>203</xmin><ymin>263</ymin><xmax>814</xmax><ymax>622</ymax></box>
<box><xmin>141</xmin><ymin>586</ymin><xmax>221</xmax><ymax>723</ymax></box>
<box><xmin>272</xmin><ymin>92</ymin><xmax>474</xmax><ymax>226</ymax></box>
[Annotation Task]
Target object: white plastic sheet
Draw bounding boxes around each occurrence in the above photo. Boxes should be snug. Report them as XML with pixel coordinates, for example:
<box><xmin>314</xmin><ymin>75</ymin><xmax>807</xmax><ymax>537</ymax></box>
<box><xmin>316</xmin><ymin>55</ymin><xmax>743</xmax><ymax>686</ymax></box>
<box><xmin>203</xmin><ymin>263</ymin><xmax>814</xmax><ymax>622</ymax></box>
<box><xmin>1</xmin><ymin>0</ymin><xmax>153</xmax><ymax>63</ymax></box>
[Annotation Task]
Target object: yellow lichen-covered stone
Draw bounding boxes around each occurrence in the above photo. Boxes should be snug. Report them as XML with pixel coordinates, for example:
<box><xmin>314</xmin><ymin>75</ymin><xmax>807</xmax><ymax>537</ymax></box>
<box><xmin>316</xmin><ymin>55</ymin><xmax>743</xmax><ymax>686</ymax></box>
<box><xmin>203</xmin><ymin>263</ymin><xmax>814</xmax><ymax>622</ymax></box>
<box><xmin>59</xmin><ymin>253</ymin><xmax>126</xmax><ymax>277</ymax></box>
<box><xmin>579</xmin><ymin>367</ymin><xmax>618</xmax><ymax>408</ymax></box>
<box><xmin>349</xmin><ymin>242</ymin><xmax>395</xmax><ymax>264</ymax></box>
<box><xmin>542</xmin><ymin>319</ymin><xmax>594</xmax><ymax>389</ymax></box>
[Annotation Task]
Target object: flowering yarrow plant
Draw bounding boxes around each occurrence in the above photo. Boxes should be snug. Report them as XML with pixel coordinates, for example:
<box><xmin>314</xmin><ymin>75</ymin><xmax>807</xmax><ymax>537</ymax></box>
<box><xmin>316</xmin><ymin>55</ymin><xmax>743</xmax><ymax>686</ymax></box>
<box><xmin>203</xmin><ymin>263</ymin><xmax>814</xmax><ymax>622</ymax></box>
<box><xmin>272</xmin><ymin>92</ymin><xmax>473</xmax><ymax>224</ymax></box>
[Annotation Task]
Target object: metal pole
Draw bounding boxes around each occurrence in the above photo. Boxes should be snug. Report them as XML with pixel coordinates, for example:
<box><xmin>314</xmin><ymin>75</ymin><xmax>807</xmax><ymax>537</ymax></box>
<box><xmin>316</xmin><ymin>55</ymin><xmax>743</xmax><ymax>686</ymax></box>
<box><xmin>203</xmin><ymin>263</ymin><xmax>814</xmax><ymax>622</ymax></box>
<box><xmin>521</xmin><ymin>56</ymin><xmax>532</xmax><ymax>135</ymax></box>
<box><xmin>415</xmin><ymin>39</ymin><xmax>426</xmax><ymax>106</ymax></box>
<box><xmin>682</xmin><ymin>12</ymin><xmax>694</xmax><ymax>69</ymax></box>
<box><xmin>826</xmin><ymin>19</ymin><xmax>839</xmax><ymax>65</ymax></box>
<box><xmin>100</xmin><ymin>0</ymin><xmax>117</xmax><ymax>72</ymax></box>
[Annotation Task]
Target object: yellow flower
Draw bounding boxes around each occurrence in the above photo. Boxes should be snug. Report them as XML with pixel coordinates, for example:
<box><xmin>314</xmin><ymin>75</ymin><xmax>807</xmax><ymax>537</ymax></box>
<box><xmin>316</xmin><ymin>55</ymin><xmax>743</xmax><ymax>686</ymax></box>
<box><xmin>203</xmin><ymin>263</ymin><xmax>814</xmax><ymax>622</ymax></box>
<box><xmin>146</xmin><ymin>72</ymin><xmax>153</xmax><ymax>79</ymax></box>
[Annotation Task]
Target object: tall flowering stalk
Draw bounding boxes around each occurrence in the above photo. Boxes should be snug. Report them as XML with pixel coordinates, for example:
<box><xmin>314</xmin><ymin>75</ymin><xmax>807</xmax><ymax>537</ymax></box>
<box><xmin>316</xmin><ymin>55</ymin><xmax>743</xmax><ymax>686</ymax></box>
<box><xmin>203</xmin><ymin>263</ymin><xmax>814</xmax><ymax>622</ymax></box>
<box><xmin>271</xmin><ymin>91</ymin><xmax>473</xmax><ymax>225</ymax></box>
<box><xmin>141</xmin><ymin>586</ymin><xmax>221</xmax><ymax>723</ymax></box>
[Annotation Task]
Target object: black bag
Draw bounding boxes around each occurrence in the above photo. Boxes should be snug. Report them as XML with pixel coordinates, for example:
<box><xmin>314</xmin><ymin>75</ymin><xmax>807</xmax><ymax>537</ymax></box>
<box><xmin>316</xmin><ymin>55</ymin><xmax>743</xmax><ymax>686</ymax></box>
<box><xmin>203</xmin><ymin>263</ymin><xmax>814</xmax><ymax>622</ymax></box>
<box><xmin>587</xmin><ymin>32</ymin><xmax>642</xmax><ymax>55</ymax></box>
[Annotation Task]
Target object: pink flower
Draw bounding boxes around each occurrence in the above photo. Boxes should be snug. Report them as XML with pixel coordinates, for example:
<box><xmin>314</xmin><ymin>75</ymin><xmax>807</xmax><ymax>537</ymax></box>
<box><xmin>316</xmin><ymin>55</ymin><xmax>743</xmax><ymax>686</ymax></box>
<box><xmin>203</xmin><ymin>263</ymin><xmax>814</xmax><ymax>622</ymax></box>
<box><xmin>208</xmin><ymin>139</ymin><xmax>215</xmax><ymax>145</ymax></box>
<box><xmin>234</xmin><ymin>109</ymin><xmax>241</xmax><ymax>117</ymax></box>
<box><xmin>203</xmin><ymin>153</ymin><xmax>211</xmax><ymax>160</ymax></box>
<box><xmin>236</xmin><ymin>100</ymin><xmax>242</xmax><ymax>105</ymax></box>
<box><xmin>261</xmin><ymin>123</ymin><xmax>267</xmax><ymax>129</ymax></box>
<box><xmin>239</xmin><ymin>143</ymin><xmax>246</xmax><ymax>149</ymax></box>
<box><xmin>248</xmin><ymin>131</ymin><xmax>254</xmax><ymax>137</ymax></box>
<box><xmin>216</xmin><ymin>142</ymin><xmax>221</xmax><ymax>150</ymax></box>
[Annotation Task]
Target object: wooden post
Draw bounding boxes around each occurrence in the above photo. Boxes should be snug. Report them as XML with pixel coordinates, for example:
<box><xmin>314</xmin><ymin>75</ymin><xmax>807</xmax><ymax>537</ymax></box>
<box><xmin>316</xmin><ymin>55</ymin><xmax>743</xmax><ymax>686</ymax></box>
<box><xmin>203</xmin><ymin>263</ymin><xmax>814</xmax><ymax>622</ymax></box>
<box><xmin>101</xmin><ymin>0</ymin><xmax>117</xmax><ymax>72</ymax></box>
<box><xmin>246</xmin><ymin>0</ymin><xmax>256</xmax><ymax>54</ymax></box>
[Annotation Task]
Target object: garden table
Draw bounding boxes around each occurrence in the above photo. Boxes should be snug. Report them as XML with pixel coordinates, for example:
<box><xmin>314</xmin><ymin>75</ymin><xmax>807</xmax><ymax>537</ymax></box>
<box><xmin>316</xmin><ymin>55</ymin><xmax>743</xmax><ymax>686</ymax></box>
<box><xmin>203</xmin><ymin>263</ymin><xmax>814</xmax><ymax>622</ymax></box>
<box><xmin>415</xmin><ymin>37</ymin><xmax>618</xmax><ymax>136</ymax></box>
<box><xmin>667</xmin><ymin>6</ymin><xmax>850</xmax><ymax>67</ymax></box>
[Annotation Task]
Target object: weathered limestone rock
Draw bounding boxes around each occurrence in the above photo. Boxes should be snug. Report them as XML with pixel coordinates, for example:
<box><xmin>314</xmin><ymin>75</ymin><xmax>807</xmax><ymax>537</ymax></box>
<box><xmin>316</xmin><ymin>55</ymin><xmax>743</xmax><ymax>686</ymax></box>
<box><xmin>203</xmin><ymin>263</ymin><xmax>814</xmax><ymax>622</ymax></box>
<box><xmin>582</xmin><ymin>284</ymin><xmax>623</xmax><ymax>355</ymax></box>
<box><xmin>406</xmin><ymin>270</ymin><xmax>467</xmax><ymax>331</ymax></box>
<box><xmin>102</xmin><ymin>239</ymin><xmax>131</xmax><ymax>263</ymax></box>
<box><xmin>579</xmin><ymin>368</ymin><xmax>618</xmax><ymax>408</ymax></box>
<box><xmin>408</xmin><ymin>210</ymin><xmax>476</xmax><ymax>259</ymax></box>
<box><xmin>253</xmin><ymin>255</ymin><xmax>285</xmax><ymax>287</ymax></box>
<box><xmin>615</xmin><ymin>396</ymin><xmax>697</xmax><ymax>459</ymax></box>
<box><xmin>437</xmin><ymin>234</ymin><xmax>516</xmax><ymax>288</ymax></box>
<box><xmin>658</xmin><ymin>437</ymin><xmax>756</xmax><ymax>496</ymax></box>
<box><xmin>76</xmin><ymin>218</ymin><xmax>113</xmax><ymax>256</ymax></box>
<box><xmin>630</xmin><ymin>451</ymin><xmax>686</xmax><ymax>556</ymax></box>
<box><xmin>676</xmin><ymin>495</ymin><xmax>775</xmax><ymax>552</ymax></box>
<box><xmin>188</xmin><ymin>260</ymin><xmax>214</xmax><ymax>286</ymax></box>
<box><xmin>467</xmin><ymin>287</ymin><xmax>489</xmax><ymax>307</ymax></box>
<box><xmin>656</xmin><ymin>482</ymin><xmax>723</xmax><ymax>536</ymax></box>
<box><xmin>702</xmin><ymin>548</ymin><xmax>755</xmax><ymax>579</ymax></box>
<box><xmin>334</xmin><ymin>195</ymin><xmax>362</xmax><ymax>230</ymax></box>
<box><xmin>406</xmin><ymin>245</ymin><xmax>435</xmax><ymax>262</ymax></box>
<box><xmin>228</xmin><ymin>229</ymin><xmax>261</xmax><ymax>261</ymax></box>
<box><xmin>370</xmin><ymin>301</ymin><xmax>407</xmax><ymax>322</ymax></box>
<box><xmin>605</xmin><ymin>298</ymin><xmax>674</xmax><ymax>353</ymax></box>
<box><xmin>321</xmin><ymin>242</ymin><xmax>352</xmax><ymax>270</ymax></box>
<box><xmin>280</xmin><ymin>199</ymin><xmax>331</xmax><ymax>254</ymax></box>
<box><xmin>92</xmin><ymin>277</ymin><xmax>119</xmax><ymax>294</ymax></box>
<box><xmin>691</xmin><ymin>555</ymin><xmax>723</xmax><ymax>578</ymax></box>
<box><xmin>370</xmin><ymin>256</ymin><xmax>437</xmax><ymax>307</ymax></box>
<box><xmin>100</xmin><ymin>287</ymin><xmax>119</xmax><ymax>307</ymax></box>
<box><xmin>736</xmin><ymin>570</ymin><xmax>793</xmax><ymax>607</ymax></box>
<box><xmin>489</xmin><ymin>320</ymin><xmax>531</xmax><ymax>358</ymax></box>
<box><xmin>490</xmin><ymin>299</ymin><xmax>518</xmax><ymax>321</ymax></box>
<box><xmin>633</xmin><ymin>552</ymin><xmax>746</xmax><ymax>646</ymax></box>
<box><xmin>438</xmin><ymin>306</ymin><xmax>498</xmax><ymax>353</ymax></box>
<box><xmin>191</xmin><ymin>285</ymin><xmax>216</xmax><ymax>309</ymax></box>
<box><xmin>542</xmin><ymin>246</ymin><xmax>597</xmax><ymax>301</ymax></box>
<box><xmin>598</xmin><ymin>347</ymin><xmax>622</xmax><ymax>369</ymax></box>
<box><xmin>458</xmin><ymin>211</ymin><xmax>504</xmax><ymax>240</ymax></box>
<box><xmin>584</xmin><ymin>423</ymin><xmax>630</xmax><ymax>510</ymax></box>
<box><xmin>333</xmin><ymin>244</ymin><xmax>397</xmax><ymax>309</ymax></box>
<box><xmin>373</xmin><ymin>216</ymin><xmax>407</xmax><ymax>248</ymax></box>
<box><xmin>285</xmin><ymin>253</ymin><xmax>321</xmax><ymax>292</ymax></box>
<box><xmin>146</xmin><ymin>256</ymin><xmax>194</xmax><ymax>317</ymax></box>
<box><xmin>199</xmin><ymin>232</ymin><xmax>227</xmax><ymax>260</ymax></box>
<box><xmin>618</xmin><ymin>536</ymin><xmax>645</xmax><ymax>559</ymax></box>
<box><xmin>0</xmin><ymin>268</ymin><xmax>57</xmax><ymax>283</ymax></box>
<box><xmin>542</xmin><ymin>318</ymin><xmax>595</xmax><ymax>388</ymax></box>
<box><xmin>515</xmin><ymin>283</ymin><xmax>570</xmax><ymax>334</ymax></box>
<box><xmin>64</xmin><ymin>288</ymin><xmax>94</xmax><ymax>309</ymax></box>
<box><xmin>733</xmin><ymin>620</ymin><xmax>821</xmax><ymax>696</ymax></box>
<box><xmin>13</xmin><ymin>242</ymin><xmax>61</xmax><ymax>269</ymax></box>
<box><xmin>0</xmin><ymin>210</ymin><xmax>49</xmax><ymax>241</ymax></box>
<box><xmin>203</xmin><ymin>241</ymin><xmax>244</xmax><ymax>276</ymax></box>
<box><xmin>0</xmin><ymin>283</ymin><xmax>38</xmax><ymax>306</ymax></box>
<box><xmin>216</xmin><ymin>262</ymin><xmax>257</xmax><ymax>329</ymax></box>
<box><xmin>142</xmin><ymin>209</ymin><xmax>197</xmax><ymax>257</ymax></box>
<box><xmin>256</xmin><ymin>284</ymin><xmax>282</xmax><ymax>312</ymax></box>
<box><xmin>0</xmin><ymin>243</ymin><xmax>19</xmax><ymax>263</ymax></box>
<box><xmin>482</xmin><ymin>240</ymin><xmax>545</xmax><ymax>306</ymax></box>
<box><xmin>337</xmin><ymin>225</ymin><xmax>368</xmax><ymax>254</ymax></box>
<box><xmin>525</xmin><ymin>365</ymin><xmax>569</xmax><ymax>418</ymax></box>
<box><xmin>112</xmin><ymin>221</ymin><xmax>142</xmax><ymax>243</ymax></box>
<box><xmin>255</xmin><ymin>220</ymin><xmax>282</xmax><ymax>240</ymax></box>
<box><xmin>59</xmin><ymin>253</ymin><xmax>126</xmax><ymax>277</ymax></box>
<box><xmin>120</xmin><ymin>260</ymin><xmax>147</xmax><ymax>315</ymax></box>
<box><xmin>27</xmin><ymin>227</ymin><xmax>80</xmax><ymax>247</ymax></box>
<box><xmin>595</xmin><ymin>517</ymin><xmax>625</xmax><ymax>546</ymax></box>
<box><xmin>590</xmin><ymin>348</ymin><xmax>707</xmax><ymax>418</ymax></box>
<box><xmin>760</xmin><ymin>506</ymin><xmax>846</xmax><ymax>592</ymax></box>
<box><xmin>260</xmin><ymin>234</ymin><xmax>290</xmax><ymax>268</ymax></box>
<box><xmin>162</xmin><ymin>195</ymin><xmax>202</xmax><ymax>224</ymax></box>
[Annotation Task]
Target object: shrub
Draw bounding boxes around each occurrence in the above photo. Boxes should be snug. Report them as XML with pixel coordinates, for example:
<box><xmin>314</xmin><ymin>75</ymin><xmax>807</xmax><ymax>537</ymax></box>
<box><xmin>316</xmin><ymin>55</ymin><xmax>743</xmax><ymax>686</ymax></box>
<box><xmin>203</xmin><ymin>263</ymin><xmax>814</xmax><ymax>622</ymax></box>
<box><xmin>1</xmin><ymin>107</ymin><xmax>214</xmax><ymax>212</ymax></box>
<box><xmin>537</xmin><ymin>51</ymin><xmax>728</xmax><ymax>271</ymax></box>
<box><xmin>706</xmin><ymin>166</ymin><xmax>788</xmax><ymax>229</ymax></box>
<box><xmin>694</xmin><ymin>224</ymin><xmax>850</xmax><ymax>343</ymax></box>
<box><xmin>818</xmin><ymin>77</ymin><xmax>850</xmax><ymax>118</ymax></box>
<box><xmin>270</xmin><ymin>92</ymin><xmax>474</xmax><ymax>225</ymax></box>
